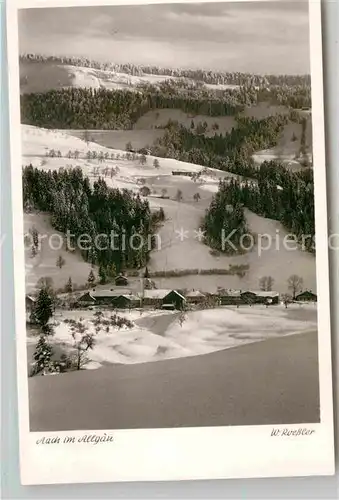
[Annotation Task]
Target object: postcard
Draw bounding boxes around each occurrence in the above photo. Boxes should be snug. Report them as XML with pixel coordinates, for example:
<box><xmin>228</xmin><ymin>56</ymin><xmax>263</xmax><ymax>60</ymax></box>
<box><xmin>6</xmin><ymin>0</ymin><xmax>335</xmax><ymax>485</ymax></box>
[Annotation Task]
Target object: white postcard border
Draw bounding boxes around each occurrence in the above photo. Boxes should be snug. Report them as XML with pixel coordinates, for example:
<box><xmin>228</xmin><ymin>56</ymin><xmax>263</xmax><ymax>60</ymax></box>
<box><xmin>6</xmin><ymin>0</ymin><xmax>335</xmax><ymax>485</ymax></box>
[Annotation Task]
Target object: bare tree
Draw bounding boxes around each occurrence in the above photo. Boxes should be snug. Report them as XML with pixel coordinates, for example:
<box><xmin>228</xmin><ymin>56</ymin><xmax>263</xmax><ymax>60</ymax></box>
<box><xmin>281</xmin><ymin>293</ymin><xmax>293</xmax><ymax>308</ymax></box>
<box><xmin>70</xmin><ymin>321</ymin><xmax>96</xmax><ymax>370</ymax></box>
<box><xmin>259</xmin><ymin>276</ymin><xmax>274</xmax><ymax>291</ymax></box>
<box><xmin>178</xmin><ymin>312</ymin><xmax>187</xmax><ymax>327</ymax></box>
<box><xmin>287</xmin><ymin>275</ymin><xmax>303</xmax><ymax>300</ymax></box>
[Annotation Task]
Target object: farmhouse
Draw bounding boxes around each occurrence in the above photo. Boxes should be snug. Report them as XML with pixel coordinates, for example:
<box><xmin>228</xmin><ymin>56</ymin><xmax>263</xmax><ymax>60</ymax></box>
<box><xmin>295</xmin><ymin>291</ymin><xmax>317</xmax><ymax>302</ymax></box>
<box><xmin>77</xmin><ymin>291</ymin><xmax>96</xmax><ymax>306</ymax></box>
<box><xmin>219</xmin><ymin>290</ymin><xmax>242</xmax><ymax>305</ymax></box>
<box><xmin>241</xmin><ymin>291</ymin><xmax>280</xmax><ymax>305</ymax></box>
<box><xmin>212</xmin><ymin>290</ymin><xmax>279</xmax><ymax>306</ymax></box>
<box><xmin>112</xmin><ymin>295</ymin><xmax>140</xmax><ymax>309</ymax></box>
<box><xmin>77</xmin><ymin>288</ymin><xmax>134</xmax><ymax>307</ymax></box>
<box><xmin>186</xmin><ymin>290</ymin><xmax>206</xmax><ymax>305</ymax></box>
<box><xmin>139</xmin><ymin>289</ymin><xmax>186</xmax><ymax>310</ymax></box>
<box><xmin>115</xmin><ymin>274</ymin><xmax>129</xmax><ymax>286</ymax></box>
<box><xmin>25</xmin><ymin>295</ymin><xmax>36</xmax><ymax>311</ymax></box>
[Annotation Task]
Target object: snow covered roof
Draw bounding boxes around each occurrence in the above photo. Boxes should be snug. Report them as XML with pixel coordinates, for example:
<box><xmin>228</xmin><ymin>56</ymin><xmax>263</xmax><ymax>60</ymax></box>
<box><xmin>222</xmin><ymin>290</ymin><xmax>242</xmax><ymax>297</ymax></box>
<box><xmin>115</xmin><ymin>274</ymin><xmax>128</xmax><ymax>281</ymax></box>
<box><xmin>118</xmin><ymin>294</ymin><xmax>140</xmax><ymax>301</ymax></box>
<box><xmin>244</xmin><ymin>291</ymin><xmax>279</xmax><ymax>297</ymax></box>
<box><xmin>139</xmin><ymin>289</ymin><xmax>171</xmax><ymax>299</ymax></box>
<box><xmin>186</xmin><ymin>290</ymin><xmax>206</xmax><ymax>298</ymax></box>
<box><xmin>139</xmin><ymin>289</ymin><xmax>185</xmax><ymax>300</ymax></box>
<box><xmin>91</xmin><ymin>288</ymin><xmax>133</xmax><ymax>298</ymax></box>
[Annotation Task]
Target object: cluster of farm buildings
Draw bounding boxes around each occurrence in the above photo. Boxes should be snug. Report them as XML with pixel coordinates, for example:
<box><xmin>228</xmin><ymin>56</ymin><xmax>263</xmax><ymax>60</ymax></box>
<box><xmin>26</xmin><ymin>273</ymin><xmax>317</xmax><ymax>313</ymax></box>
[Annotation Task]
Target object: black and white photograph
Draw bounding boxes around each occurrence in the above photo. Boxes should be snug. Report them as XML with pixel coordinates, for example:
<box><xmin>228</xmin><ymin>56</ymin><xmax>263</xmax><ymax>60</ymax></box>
<box><xmin>6</xmin><ymin>0</ymin><xmax>335</xmax><ymax>484</ymax></box>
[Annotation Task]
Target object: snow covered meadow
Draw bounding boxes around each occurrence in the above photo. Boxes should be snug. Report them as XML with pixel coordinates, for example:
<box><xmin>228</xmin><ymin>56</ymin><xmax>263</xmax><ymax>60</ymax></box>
<box><xmin>27</xmin><ymin>304</ymin><xmax>317</xmax><ymax>370</ymax></box>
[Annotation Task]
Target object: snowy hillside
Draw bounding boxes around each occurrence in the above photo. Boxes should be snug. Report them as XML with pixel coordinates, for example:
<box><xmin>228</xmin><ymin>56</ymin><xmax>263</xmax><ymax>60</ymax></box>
<box><xmin>22</xmin><ymin>125</ymin><xmax>316</xmax><ymax>294</ymax></box>
<box><xmin>20</xmin><ymin>59</ymin><xmax>240</xmax><ymax>93</ymax></box>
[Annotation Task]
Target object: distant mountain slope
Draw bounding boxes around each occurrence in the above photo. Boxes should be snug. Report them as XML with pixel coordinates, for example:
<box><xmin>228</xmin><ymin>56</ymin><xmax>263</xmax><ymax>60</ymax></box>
<box><xmin>20</xmin><ymin>59</ymin><xmax>192</xmax><ymax>94</ymax></box>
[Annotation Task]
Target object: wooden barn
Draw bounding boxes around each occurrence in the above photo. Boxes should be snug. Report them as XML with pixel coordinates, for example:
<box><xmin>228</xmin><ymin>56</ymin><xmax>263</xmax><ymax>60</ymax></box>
<box><xmin>162</xmin><ymin>290</ymin><xmax>186</xmax><ymax>310</ymax></box>
<box><xmin>295</xmin><ymin>291</ymin><xmax>317</xmax><ymax>302</ymax></box>
<box><xmin>140</xmin><ymin>289</ymin><xmax>186</xmax><ymax>310</ymax></box>
<box><xmin>112</xmin><ymin>295</ymin><xmax>139</xmax><ymax>309</ymax></box>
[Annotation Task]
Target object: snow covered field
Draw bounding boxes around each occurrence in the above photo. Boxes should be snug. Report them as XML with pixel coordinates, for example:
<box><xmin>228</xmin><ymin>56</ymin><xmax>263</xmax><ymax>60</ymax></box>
<box><xmin>251</xmin><ymin>118</ymin><xmax>313</xmax><ymax>170</ymax></box>
<box><xmin>24</xmin><ymin>212</ymin><xmax>96</xmax><ymax>293</ymax></box>
<box><xmin>133</xmin><ymin>108</ymin><xmax>237</xmax><ymax>137</ymax></box>
<box><xmin>27</xmin><ymin>304</ymin><xmax>317</xmax><ymax>370</ymax></box>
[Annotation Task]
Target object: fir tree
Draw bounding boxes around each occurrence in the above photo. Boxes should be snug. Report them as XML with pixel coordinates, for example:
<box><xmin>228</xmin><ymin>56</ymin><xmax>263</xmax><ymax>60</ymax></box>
<box><xmin>87</xmin><ymin>269</ymin><xmax>96</xmax><ymax>288</ymax></box>
<box><xmin>30</xmin><ymin>226</ymin><xmax>39</xmax><ymax>247</ymax></box>
<box><xmin>98</xmin><ymin>265</ymin><xmax>107</xmax><ymax>284</ymax></box>
<box><xmin>35</xmin><ymin>288</ymin><xmax>53</xmax><ymax>327</ymax></box>
<box><xmin>31</xmin><ymin>244</ymin><xmax>37</xmax><ymax>258</ymax></box>
<box><xmin>33</xmin><ymin>335</ymin><xmax>53</xmax><ymax>374</ymax></box>
<box><xmin>65</xmin><ymin>276</ymin><xmax>73</xmax><ymax>293</ymax></box>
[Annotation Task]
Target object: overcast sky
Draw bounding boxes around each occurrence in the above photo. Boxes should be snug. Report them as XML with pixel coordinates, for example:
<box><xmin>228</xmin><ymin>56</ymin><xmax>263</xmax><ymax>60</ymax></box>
<box><xmin>19</xmin><ymin>1</ymin><xmax>310</xmax><ymax>74</ymax></box>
